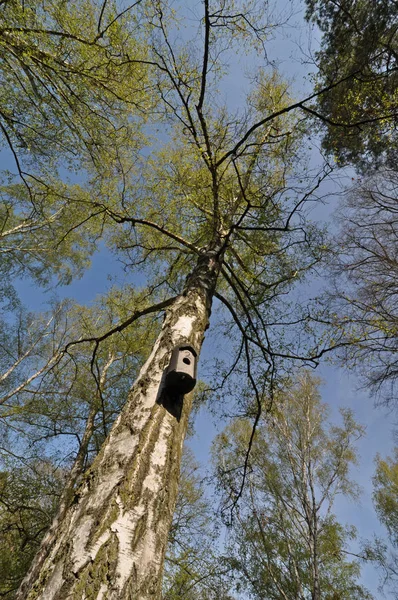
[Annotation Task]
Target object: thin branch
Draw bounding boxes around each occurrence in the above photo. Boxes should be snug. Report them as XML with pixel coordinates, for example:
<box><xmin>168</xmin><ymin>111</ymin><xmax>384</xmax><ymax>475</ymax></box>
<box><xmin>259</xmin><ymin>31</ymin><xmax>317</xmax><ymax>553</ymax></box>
<box><xmin>97</xmin><ymin>0</ymin><xmax>108</xmax><ymax>34</ymax></box>
<box><xmin>216</xmin><ymin>69</ymin><xmax>396</xmax><ymax>167</ymax></box>
<box><xmin>104</xmin><ymin>209</ymin><xmax>201</xmax><ymax>255</ymax></box>
<box><xmin>64</xmin><ymin>295</ymin><xmax>177</xmax><ymax>356</ymax></box>
<box><xmin>197</xmin><ymin>0</ymin><xmax>210</xmax><ymax>112</ymax></box>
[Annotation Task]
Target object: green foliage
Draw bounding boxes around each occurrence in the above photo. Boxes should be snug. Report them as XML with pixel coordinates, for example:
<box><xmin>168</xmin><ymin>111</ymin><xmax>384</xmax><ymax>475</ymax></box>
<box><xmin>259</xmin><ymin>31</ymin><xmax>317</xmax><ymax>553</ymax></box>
<box><xmin>374</xmin><ymin>449</ymin><xmax>398</xmax><ymax>547</ymax></box>
<box><xmin>0</xmin><ymin>460</ymin><xmax>63</xmax><ymax>599</ymax></box>
<box><xmin>370</xmin><ymin>448</ymin><xmax>398</xmax><ymax>597</ymax></box>
<box><xmin>212</xmin><ymin>372</ymin><xmax>372</xmax><ymax>599</ymax></box>
<box><xmin>0</xmin><ymin>287</ymin><xmax>159</xmax><ymax>460</ymax></box>
<box><xmin>305</xmin><ymin>0</ymin><xmax>398</xmax><ymax>170</ymax></box>
<box><xmin>0</xmin><ymin>180</ymin><xmax>107</xmax><ymax>288</ymax></box>
<box><xmin>359</xmin><ymin>449</ymin><xmax>398</xmax><ymax>598</ymax></box>
<box><xmin>0</xmin><ymin>0</ymin><xmax>153</xmax><ymax>290</ymax></box>
<box><xmin>0</xmin><ymin>0</ymin><xmax>149</xmax><ymax>166</ymax></box>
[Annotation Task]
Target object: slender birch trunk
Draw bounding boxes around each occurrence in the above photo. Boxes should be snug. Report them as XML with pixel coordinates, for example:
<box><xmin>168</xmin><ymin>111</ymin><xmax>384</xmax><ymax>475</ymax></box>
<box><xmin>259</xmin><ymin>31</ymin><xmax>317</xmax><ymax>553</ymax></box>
<box><xmin>18</xmin><ymin>246</ymin><xmax>222</xmax><ymax>600</ymax></box>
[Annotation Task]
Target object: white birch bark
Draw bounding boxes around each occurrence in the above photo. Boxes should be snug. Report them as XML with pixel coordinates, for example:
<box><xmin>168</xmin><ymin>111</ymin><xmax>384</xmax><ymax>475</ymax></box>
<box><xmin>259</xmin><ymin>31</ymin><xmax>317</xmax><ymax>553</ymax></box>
<box><xmin>18</xmin><ymin>248</ymin><xmax>221</xmax><ymax>600</ymax></box>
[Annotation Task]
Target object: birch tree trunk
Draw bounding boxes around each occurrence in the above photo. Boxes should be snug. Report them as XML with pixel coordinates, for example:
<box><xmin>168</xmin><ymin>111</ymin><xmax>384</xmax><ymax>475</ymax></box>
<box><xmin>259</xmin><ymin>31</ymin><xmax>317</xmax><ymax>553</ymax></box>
<box><xmin>18</xmin><ymin>246</ymin><xmax>222</xmax><ymax>600</ymax></box>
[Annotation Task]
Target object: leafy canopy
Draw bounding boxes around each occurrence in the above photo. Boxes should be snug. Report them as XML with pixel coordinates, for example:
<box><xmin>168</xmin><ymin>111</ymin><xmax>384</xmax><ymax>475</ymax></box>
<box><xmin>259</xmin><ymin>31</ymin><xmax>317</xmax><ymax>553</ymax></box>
<box><xmin>305</xmin><ymin>0</ymin><xmax>398</xmax><ymax>170</ymax></box>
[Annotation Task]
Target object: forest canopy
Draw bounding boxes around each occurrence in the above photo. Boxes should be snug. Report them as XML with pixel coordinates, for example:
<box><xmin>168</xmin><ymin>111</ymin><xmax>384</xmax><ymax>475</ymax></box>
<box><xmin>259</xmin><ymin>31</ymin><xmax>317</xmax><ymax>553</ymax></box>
<box><xmin>0</xmin><ymin>1</ymin><xmax>397</xmax><ymax>599</ymax></box>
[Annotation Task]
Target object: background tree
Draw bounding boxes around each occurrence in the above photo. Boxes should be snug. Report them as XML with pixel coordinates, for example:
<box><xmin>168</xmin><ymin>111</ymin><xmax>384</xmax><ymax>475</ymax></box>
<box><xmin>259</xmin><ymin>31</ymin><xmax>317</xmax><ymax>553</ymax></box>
<box><xmin>0</xmin><ymin>0</ymin><xmax>150</xmax><ymax>166</ymax></box>
<box><xmin>320</xmin><ymin>169</ymin><xmax>398</xmax><ymax>405</ymax></box>
<box><xmin>305</xmin><ymin>0</ymin><xmax>398</xmax><ymax>170</ymax></box>
<box><xmin>0</xmin><ymin>460</ymin><xmax>64</xmax><ymax>599</ymax></box>
<box><xmin>212</xmin><ymin>372</ymin><xmax>372</xmax><ymax>600</ymax></box>
<box><xmin>162</xmin><ymin>447</ymin><xmax>234</xmax><ymax>600</ymax></box>
<box><xmin>0</xmin><ymin>287</ymin><xmax>159</xmax><ymax>597</ymax></box>
<box><xmin>366</xmin><ymin>448</ymin><xmax>398</xmax><ymax>598</ymax></box>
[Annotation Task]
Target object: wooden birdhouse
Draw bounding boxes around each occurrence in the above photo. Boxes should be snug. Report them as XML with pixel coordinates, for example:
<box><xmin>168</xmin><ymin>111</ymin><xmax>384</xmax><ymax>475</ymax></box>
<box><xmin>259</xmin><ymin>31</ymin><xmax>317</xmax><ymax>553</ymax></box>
<box><xmin>165</xmin><ymin>344</ymin><xmax>197</xmax><ymax>394</ymax></box>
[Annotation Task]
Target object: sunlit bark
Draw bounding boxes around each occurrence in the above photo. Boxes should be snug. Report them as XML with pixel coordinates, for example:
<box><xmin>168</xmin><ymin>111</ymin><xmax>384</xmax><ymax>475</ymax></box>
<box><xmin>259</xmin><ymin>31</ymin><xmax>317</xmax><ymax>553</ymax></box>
<box><xmin>18</xmin><ymin>246</ymin><xmax>222</xmax><ymax>600</ymax></box>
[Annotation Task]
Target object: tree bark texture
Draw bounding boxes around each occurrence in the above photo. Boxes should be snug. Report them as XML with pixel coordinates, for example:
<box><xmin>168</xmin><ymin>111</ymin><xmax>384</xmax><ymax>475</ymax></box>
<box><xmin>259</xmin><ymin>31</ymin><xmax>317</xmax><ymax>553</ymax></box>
<box><xmin>18</xmin><ymin>247</ymin><xmax>222</xmax><ymax>600</ymax></box>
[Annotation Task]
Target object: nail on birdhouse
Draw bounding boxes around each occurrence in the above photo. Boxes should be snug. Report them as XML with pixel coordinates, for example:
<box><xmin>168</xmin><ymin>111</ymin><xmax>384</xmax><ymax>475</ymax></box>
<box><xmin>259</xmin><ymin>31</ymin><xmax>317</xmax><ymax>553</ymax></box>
<box><xmin>165</xmin><ymin>344</ymin><xmax>197</xmax><ymax>394</ymax></box>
